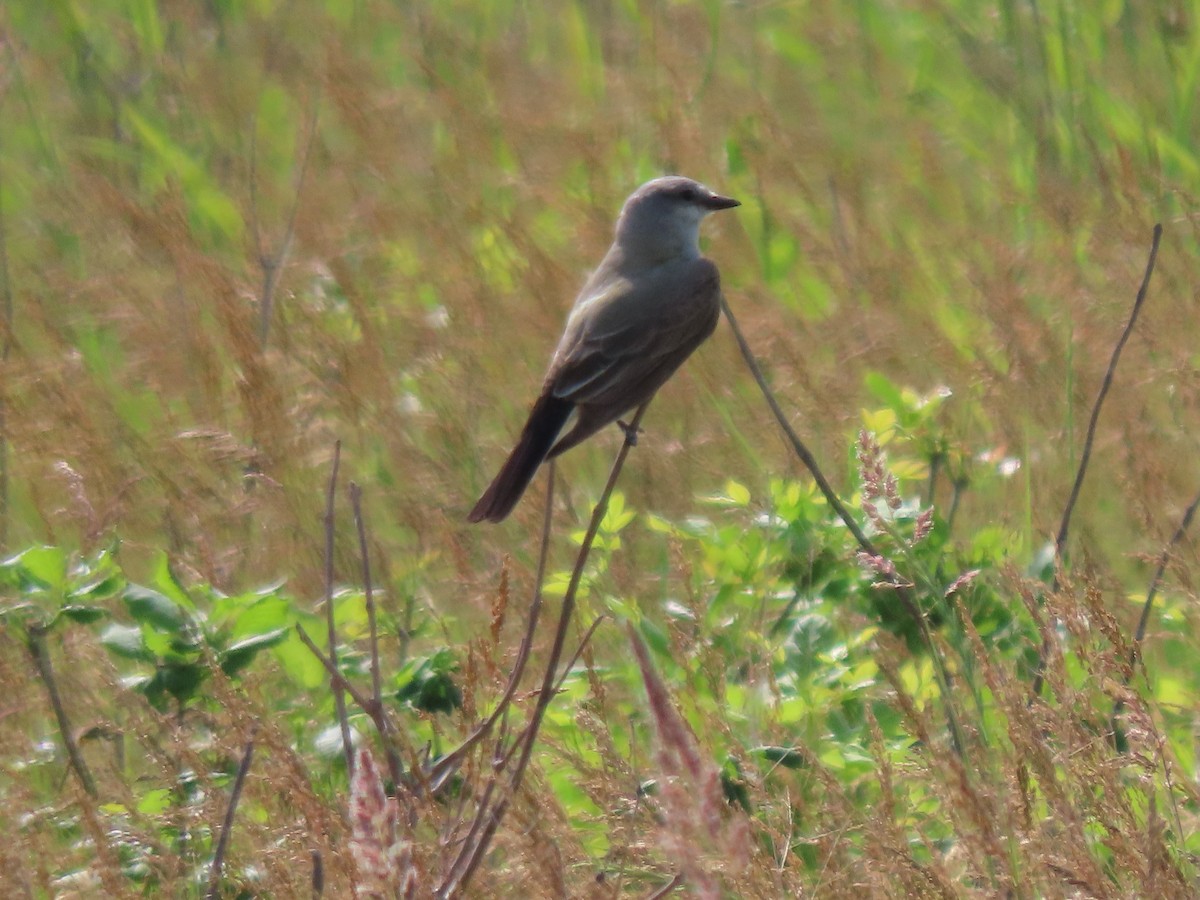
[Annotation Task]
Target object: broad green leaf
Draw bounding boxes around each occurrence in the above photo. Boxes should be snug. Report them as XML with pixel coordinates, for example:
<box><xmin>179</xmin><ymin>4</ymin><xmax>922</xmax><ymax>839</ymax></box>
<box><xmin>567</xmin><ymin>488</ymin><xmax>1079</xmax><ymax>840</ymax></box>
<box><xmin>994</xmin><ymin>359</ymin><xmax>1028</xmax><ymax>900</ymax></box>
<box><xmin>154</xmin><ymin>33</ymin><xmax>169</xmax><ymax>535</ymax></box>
<box><xmin>150</xmin><ymin>553</ymin><xmax>196</xmax><ymax>611</ymax></box>
<box><xmin>135</xmin><ymin>788</ymin><xmax>172</xmax><ymax>816</ymax></box>
<box><xmin>143</xmin><ymin>662</ymin><xmax>206</xmax><ymax>709</ymax></box>
<box><xmin>58</xmin><ymin>605</ymin><xmax>107</xmax><ymax>625</ymax></box>
<box><xmin>219</xmin><ymin>627</ymin><xmax>289</xmax><ymax>676</ymax></box>
<box><xmin>4</xmin><ymin>546</ymin><xmax>66</xmax><ymax>593</ymax></box>
<box><xmin>229</xmin><ymin>594</ymin><xmax>291</xmax><ymax>638</ymax></box>
<box><xmin>100</xmin><ymin>623</ymin><xmax>151</xmax><ymax>661</ymax></box>
<box><xmin>273</xmin><ymin>630</ymin><xmax>328</xmax><ymax>689</ymax></box>
<box><xmin>124</xmin><ymin>584</ymin><xmax>186</xmax><ymax>632</ymax></box>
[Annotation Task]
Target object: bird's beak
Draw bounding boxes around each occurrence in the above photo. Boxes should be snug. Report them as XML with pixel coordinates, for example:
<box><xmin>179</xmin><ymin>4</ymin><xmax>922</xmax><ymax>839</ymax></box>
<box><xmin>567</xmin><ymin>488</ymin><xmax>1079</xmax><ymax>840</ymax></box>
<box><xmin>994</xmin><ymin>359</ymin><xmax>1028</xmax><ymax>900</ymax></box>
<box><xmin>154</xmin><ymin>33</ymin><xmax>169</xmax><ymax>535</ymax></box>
<box><xmin>703</xmin><ymin>192</ymin><xmax>740</xmax><ymax>211</ymax></box>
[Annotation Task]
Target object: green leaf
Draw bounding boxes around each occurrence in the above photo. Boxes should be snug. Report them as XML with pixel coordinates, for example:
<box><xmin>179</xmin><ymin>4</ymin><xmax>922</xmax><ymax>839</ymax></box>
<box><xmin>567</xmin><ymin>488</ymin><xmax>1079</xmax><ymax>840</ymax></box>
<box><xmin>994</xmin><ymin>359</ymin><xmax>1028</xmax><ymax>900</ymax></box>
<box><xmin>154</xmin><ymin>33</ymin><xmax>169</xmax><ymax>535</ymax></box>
<box><xmin>228</xmin><ymin>593</ymin><xmax>291</xmax><ymax>638</ymax></box>
<box><xmin>219</xmin><ymin>627</ymin><xmax>289</xmax><ymax>676</ymax></box>
<box><xmin>273</xmin><ymin>629</ymin><xmax>328</xmax><ymax>689</ymax></box>
<box><xmin>58</xmin><ymin>604</ymin><xmax>108</xmax><ymax>625</ymax></box>
<box><xmin>68</xmin><ymin>573</ymin><xmax>125</xmax><ymax>603</ymax></box>
<box><xmin>863</xmin><ymin>371</ymin><xmax>907</xmax><ymax>413</ymax></box>
<box><xmin>753</xmin><ymin>746</ymin><xmax>807</xmax><ymax>769</ymax></box>
<box><xmin>636</xmin><ymin>617</ymin><xmax>671</xmax><ymax>660</ymax></box>
<box><xmin>395</xmin><ymin>652</ymin><xmax>462</xmax><ymax>715</ymax></box>
<box><xmin>100</xmin><ymin>623</ymin><xmax>152</xmax><ymax>661</ymax></box>
<box><xmin>125</xmin><ymin>108</ymin><xmax>244</xmax><ymax>244</ymax></box>
<box><xmin>3</xmin><ymin>546</ymin><xmax>66</xmax><ymax>593</ymax></box>
<box><xmin>142</xmin><ymin>662</ymin><xmax>206</xmax><ymax>709</ymax></box>
<box><xmin>725</xmin><ymin>479</ymin><xmax>751</xmax><ymax>507</ymax></box>
<box><xmin>124</xmin><ymin>584</ymin><xmax>186</xmax><ymax>632</ymax></box>
<box><xmin>135</xmin><ymin>788</ymin><xmax>172</xmax><ymax>816</ymax></box>
<box><xmin>150</xmin><ymin>552</ymin><xmax>196</xmax><ymax>611</ymax></box>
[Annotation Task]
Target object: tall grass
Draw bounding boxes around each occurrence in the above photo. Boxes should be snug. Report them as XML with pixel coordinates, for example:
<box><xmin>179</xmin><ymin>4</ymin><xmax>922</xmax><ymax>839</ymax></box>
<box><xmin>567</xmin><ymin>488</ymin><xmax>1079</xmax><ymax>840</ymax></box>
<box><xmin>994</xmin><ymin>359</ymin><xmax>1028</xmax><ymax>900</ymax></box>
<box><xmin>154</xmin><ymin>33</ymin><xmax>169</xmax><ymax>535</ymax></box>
<box><xmin>1</xmin><ymin>1</ymin><xmax>1198</xmax><ymax>896</ymax></box>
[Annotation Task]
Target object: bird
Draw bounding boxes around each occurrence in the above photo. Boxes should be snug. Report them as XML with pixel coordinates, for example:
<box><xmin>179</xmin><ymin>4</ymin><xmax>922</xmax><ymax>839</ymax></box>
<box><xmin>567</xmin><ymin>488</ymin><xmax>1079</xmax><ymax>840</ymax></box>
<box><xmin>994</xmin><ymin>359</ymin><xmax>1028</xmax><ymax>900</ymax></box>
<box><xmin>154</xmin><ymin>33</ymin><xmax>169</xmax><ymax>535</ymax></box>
<box><xmin>468</xmin><ymin>175</ymin><xmax>740</xmax><ymax>524</ymax></box>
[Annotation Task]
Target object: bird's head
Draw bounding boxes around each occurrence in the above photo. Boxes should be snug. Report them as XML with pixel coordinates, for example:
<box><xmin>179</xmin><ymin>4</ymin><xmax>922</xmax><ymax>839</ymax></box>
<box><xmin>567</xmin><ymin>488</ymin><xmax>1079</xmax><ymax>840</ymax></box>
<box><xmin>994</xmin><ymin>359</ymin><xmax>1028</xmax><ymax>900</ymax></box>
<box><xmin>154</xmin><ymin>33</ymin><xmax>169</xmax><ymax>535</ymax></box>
<box><xmin>613</xmin><ymin>176</ymin><xmax>739</xmax><ymax>262</ymax></box>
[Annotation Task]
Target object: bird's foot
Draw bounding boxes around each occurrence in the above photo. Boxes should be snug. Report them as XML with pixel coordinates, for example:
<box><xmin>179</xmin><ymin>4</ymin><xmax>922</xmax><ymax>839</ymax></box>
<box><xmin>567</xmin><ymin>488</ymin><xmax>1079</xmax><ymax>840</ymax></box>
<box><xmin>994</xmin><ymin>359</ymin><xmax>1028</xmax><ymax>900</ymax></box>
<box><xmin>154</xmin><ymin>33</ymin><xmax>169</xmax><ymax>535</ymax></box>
<box><xmin>617</xmin><ymin>419</ymin><xmax>643</xmax><ymax>446</ymax></box>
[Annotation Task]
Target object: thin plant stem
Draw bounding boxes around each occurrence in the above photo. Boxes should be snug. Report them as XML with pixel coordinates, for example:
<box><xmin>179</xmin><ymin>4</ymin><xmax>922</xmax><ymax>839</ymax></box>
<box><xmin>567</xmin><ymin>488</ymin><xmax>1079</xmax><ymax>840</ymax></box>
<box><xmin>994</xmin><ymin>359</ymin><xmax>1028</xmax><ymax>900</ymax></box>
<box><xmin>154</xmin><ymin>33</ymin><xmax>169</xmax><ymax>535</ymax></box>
<box><xmin>439</xmin><ymin>406</ymin><xmax>648</xmax><ymax>898</ymax></box>
<box><xmin>648</xmin><ymin>872</ymin><xmax>685</xmax><ymax>899</ymax></box>
<box><xmin>295</xmin><ymin>624</ymin><xmax>406</xmax><ymax>792</ymax></box>
<box><xmin>349</xmin><ymin>483</ymin><xmax>383</xmax><ymax>711</ymax></box>
<box><xmin>28</xmin><ymin>624</ymin><xmax>97</xmax><ymax>797</ymax></box>
<box><xmin>1110</xmin><ymin>487</ymin><xmax>1200</xmax><ymax>746</ymax></box>
<box><xmin>428</xmin><ymin>460</ymin><xmax>557</xmax><ymax>790</ymax></box>
<box><xmin>206</xmin><ymin>729</ymin><xmax>257</xmax><ymax>899</ymax></box>
<box><xmin>719</xmin><ymin>294</ymin><xmax>965</xmax><ymax>757</ymax></box>
<box><xmin>322</xmin><ymin>442</ymin><xmax>354</xmax><ymax>774</ymax></box>
<box><xmin>348</xmin><ymin>481</ymin><xmax>407</xmax><ymax>789</ymax></box>
<box><xmin>0</xmin><ymin>99</ymin><xmax>13</xmax><ymax>553</ymax></box>
<box><xmin>1032</xmin><ymin>223</ymin><xmax>1162</xmax><ymax>699</ymax></box>
<box><xmin>252</xmin><ymin>99</ymin><xmax>319</xmax><ymax>347</ymax></box>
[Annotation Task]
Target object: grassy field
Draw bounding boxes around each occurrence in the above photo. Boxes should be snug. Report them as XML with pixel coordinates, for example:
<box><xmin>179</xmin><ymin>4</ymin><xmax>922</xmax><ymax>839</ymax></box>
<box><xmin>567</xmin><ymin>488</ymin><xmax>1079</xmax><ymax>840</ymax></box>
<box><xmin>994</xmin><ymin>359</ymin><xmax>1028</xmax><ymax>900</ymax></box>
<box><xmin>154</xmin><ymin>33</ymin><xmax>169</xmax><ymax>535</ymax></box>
<box><xmin>2</xmin><ymin>1</ymin><xmax>1199</xmax><ymax>896</ymax></box>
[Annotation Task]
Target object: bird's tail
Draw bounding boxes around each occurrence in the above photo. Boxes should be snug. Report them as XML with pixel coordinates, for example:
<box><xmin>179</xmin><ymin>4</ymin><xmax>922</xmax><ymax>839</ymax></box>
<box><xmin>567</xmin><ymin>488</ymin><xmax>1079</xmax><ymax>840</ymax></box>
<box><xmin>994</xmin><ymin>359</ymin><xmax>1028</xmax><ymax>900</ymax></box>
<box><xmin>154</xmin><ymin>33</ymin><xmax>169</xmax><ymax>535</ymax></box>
<box><xmin>468</xmin><ymin>395</ymin><xmax>573</xmax><ymax>523</ymax></box>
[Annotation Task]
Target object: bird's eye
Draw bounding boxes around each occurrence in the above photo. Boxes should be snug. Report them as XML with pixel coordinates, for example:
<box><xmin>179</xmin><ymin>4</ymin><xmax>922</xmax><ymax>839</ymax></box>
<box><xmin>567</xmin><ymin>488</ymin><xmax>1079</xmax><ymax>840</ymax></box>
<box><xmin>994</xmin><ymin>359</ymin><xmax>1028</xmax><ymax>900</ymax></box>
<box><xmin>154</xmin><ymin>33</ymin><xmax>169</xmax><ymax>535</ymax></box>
<box><xmin>679</xmin><ymin>187</ymin><xmax>697</xmax><ymax>202</ymax></box>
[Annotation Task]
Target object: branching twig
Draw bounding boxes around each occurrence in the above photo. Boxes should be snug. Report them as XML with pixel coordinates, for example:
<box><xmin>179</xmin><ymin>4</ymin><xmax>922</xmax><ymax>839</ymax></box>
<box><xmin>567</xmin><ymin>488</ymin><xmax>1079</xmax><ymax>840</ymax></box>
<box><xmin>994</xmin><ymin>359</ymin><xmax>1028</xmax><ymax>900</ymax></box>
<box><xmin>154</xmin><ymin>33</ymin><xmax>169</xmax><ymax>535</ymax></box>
<box><xmin>1032</xmin><ymin>223</ymin><xmax>1163</xmax><ymax>699</ymax></box>
<box><xmin>491</xmin><ymin>614</ymin><xmax>608</xmax><ymax>775</ymax></box>
<box><xmin>295</xmin><ymin>624</ymin><xmax>406</xmax><ymax>787</ymax></box>
<box><xmin>552</xmin><ymin>615</ymin><xmax>606</xmax><ymax>695</ymax></box>
<box><xmin>347</xmin><ymin>480</ymin><xmax>408</xmax><ymax>792</ymax></box>
<box><xmin>439</xmin><ymin>406</ymin><xmax>649</xmax><ymax>898</ymax></box>
<box><xmin>305</xmin><ymin>454</ymin><xmax>562</xmax><ymax>802</ymax></box>
<box><xmin>206</xmin><ymin>729</ymin><xmax>257</xmax><ymax>899</ymax></box>
<box><xmin>427</xmin><ymin>461</ymin><xmax>557</xmax><ymax>790</ymax></box>
<box><xmin>27</xmin><ymin>624</ymin><xmax>97</xmax><ymax>797</ymax></box>
<box><xmin>297</xmin><ymin>624</ymin><xmax>375</xmax><ymax>716</ymax></box>
<box><xmin>322</xmin><ymin>442</ymin><xmax>354</xmax><ymax>774</ymax></box>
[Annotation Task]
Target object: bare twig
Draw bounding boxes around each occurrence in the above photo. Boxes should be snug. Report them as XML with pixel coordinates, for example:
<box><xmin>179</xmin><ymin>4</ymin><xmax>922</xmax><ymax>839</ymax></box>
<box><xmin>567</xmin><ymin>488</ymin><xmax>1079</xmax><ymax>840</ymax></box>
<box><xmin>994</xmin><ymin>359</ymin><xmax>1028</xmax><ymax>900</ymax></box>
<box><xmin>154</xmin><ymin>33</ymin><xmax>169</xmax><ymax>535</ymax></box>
<box><xmin>719</xmin><ymin>295</ymin><xmax>964</xmax><ymax>756</ymax></box>
<box><xmin>27</xmin><ymin>624</ymin><xmax>97</xmax><ymax>797</ymax></box>
<box><xmin>311</xmin><ymin>849</ymin><xmax>323</xmax><ymax>898</ymax></box>
<box><xmin>489</xmin><ymin>613</ymin><xmax>609</xmax><ymax>776</ymax></box>
<box><xmin>427</xmin><ymin>460</ymin><xmax>557</xmax><ymax>790</ymax></box>
<box><xmin>0</xmin><ymin>92</ymin><xmax>13</xmax><ymax>553</ymax></box>
<box><xmin>206</xmin><ymin>728</ymin><xmax>258</xmax><ymax>899</ymax></box>
<box><xmin>1054</xmin><ymin>225</ymin><xmax>1163</xmax><ymax>560</ymax></box>
<box><xmin>1032</xmin><ymin>223</ymin><xmax>1162</xmax><ymax>698</ymax></box>
<box><xmin>1110</xmin><ymin>487</ymin><xmax>1200</xmax><ymax>741</ymax></box>
<box><xmin>350</xmin><ymin>483</ymin><xmax>383</xmax><ymax>712</ymax></box>
<box><xmin>552</xmin><ymin>615</ymin><xmax>606</xmax><ymax>695</ymax></box>
<box><xmin>719</xmin><ymin>295</ymin><xmax>873</xmax><ymax>552</ymax></box>
<box><xmin>1132</xmin><ymin>489</ymin><xmax>1200</xmax><ymax>661</ymax></box>
<box><xmin>322</xmin><ymin>442</ymin><xmax>355</xmax><ymax>774</ymax></box>
<box><xmin>439</xmin><ymin>407</ymin><xmax>648</xmax><ymax>898</ymax></box>
<box><xmin>647</xmin><ymin>871</ymin><xmax>685</xmax><ymax>898</ymax></box>
<box><xmin>252</xmin><ymin>98</ymin><xmax>320</xmax><ymax>347</ymax></box>
<box><xmin>297</xmin><ymin>624</ymin><xmax>375</xmax><ymax>710</ymax></box>
<box><xmin>346</xmin><ymin>480</ymin><xmax>410</xmax><ymax>793</ymax></box>
<box><xmin>295</xmin><ymin>624</ymin><xmax>407</xmax><ymax>791</ymax></box>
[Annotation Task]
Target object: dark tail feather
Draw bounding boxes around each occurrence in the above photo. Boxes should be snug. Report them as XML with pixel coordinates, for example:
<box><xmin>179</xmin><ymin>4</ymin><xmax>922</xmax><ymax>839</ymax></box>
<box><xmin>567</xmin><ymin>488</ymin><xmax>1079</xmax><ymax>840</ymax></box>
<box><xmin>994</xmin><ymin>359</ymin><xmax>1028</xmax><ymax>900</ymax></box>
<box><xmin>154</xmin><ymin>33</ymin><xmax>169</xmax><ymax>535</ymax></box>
<box><xmin>468</xmin><ymin>395</ymin><xmax>573</xmax><ymax>523</ymax></box>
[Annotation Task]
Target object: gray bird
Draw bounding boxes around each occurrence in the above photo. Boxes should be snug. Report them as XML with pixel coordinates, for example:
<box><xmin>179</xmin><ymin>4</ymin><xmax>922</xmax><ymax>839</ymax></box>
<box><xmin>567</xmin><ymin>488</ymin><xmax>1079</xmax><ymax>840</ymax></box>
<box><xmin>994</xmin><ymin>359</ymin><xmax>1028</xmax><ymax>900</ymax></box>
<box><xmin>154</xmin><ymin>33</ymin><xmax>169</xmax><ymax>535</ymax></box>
<box><xmin>469</xmin><ymin>175</ymin><xmax>739</xmax><ymax>523</ymax></box>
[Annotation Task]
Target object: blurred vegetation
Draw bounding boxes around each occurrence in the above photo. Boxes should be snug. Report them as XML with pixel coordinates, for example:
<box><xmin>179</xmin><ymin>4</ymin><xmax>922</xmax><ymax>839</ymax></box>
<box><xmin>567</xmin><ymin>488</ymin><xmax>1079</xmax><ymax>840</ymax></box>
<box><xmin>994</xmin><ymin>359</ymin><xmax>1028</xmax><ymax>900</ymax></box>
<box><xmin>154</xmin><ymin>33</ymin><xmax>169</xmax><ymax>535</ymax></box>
<box><xmin>1</xmin><ymin>0</ymin><xmax>1199</xmax><ymax>896</ymax></box>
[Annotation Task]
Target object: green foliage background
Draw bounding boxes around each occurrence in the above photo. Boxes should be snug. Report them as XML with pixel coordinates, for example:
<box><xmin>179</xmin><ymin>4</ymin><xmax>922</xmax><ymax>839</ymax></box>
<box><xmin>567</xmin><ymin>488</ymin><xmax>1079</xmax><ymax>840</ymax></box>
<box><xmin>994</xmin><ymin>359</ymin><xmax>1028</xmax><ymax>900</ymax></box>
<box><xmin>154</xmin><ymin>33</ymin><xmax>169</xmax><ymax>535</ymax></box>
<box><xmin>1</xmin><ymin>0</ymin><xmax>1199</xmax><ymax>896</ymax></box>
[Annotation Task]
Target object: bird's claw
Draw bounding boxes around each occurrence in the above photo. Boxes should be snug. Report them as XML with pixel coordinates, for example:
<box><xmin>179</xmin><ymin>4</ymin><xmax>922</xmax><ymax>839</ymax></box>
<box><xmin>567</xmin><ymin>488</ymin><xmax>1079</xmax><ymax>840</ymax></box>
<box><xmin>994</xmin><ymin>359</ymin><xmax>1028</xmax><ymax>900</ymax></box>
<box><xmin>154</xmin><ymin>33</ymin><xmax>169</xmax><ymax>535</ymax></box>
<box><xmin>617</xmin><ymin>419</ymin><xmax>643</xmax><ymax>446</ymax></box>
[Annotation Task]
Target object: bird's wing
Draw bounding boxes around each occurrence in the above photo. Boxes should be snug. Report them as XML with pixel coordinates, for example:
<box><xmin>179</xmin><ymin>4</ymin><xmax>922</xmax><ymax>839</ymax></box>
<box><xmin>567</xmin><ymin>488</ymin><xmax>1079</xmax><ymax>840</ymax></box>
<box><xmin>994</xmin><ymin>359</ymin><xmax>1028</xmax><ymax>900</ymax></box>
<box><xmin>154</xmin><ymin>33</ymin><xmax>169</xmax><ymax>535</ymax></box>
<box><xmin>547</xmin><ymin>257</ymin><xmax>722</xmax><ymax>408</ymax></box>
